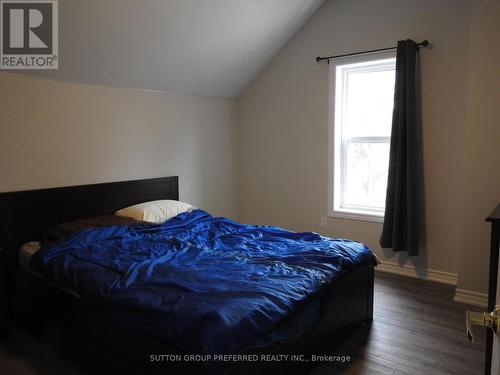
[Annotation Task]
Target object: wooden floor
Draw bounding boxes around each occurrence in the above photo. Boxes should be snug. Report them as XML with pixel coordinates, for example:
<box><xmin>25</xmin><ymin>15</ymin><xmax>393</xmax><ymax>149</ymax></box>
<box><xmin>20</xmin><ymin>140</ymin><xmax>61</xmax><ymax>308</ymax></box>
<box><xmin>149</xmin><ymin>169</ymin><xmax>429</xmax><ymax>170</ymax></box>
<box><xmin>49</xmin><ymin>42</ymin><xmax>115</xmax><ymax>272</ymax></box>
<box><xmin>311</xmin><ymin>272</ymin><xmax>486</xmax><ymax>375</ymax></box>
<box><xmin>0</xmin><ymin>272</ymin><xmax>486</xmax><ymax>375</ymax></box>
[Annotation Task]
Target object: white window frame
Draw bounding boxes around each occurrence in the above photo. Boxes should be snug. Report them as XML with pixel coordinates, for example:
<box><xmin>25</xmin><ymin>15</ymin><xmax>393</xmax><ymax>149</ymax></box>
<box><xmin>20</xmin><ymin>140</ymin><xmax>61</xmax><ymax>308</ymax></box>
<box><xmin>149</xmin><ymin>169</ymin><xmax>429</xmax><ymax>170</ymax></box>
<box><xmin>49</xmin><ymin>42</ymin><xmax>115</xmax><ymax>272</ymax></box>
<box><xmin>328</xmin><ymin>50</ymin><xmax>396</xmax><ymax>223</ymax></box>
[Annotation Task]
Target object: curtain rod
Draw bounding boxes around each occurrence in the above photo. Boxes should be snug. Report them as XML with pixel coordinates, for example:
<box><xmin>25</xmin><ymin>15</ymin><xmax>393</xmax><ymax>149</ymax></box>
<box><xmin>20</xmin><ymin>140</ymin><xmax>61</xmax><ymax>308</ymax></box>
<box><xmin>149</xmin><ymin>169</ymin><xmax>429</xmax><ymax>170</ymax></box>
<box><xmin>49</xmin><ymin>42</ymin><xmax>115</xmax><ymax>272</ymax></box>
<box><xmin>315</xmin><ymin>40</ymin><xmax>429</xmax><ymax>63</ymax></box>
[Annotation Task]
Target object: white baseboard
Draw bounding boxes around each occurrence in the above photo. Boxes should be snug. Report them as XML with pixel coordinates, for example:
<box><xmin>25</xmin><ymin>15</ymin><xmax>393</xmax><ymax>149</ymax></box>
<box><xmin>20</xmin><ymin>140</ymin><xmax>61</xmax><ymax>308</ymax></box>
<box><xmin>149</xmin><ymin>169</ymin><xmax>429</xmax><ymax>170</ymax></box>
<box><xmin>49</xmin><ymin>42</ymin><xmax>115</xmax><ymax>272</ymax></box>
<box><xmin>453</xmin><ymin>288</ymin><xmax>488</xmax><ymax>307</ymax></box>
<box><xmin>376</xmin><ymin>261</ymin><xmax>488</xmax><ymax>307</ymax></box>
<box><xmin>376</xmin><ymin>260</ymin><xmax>458</xmax><ymax>286</ymax></box>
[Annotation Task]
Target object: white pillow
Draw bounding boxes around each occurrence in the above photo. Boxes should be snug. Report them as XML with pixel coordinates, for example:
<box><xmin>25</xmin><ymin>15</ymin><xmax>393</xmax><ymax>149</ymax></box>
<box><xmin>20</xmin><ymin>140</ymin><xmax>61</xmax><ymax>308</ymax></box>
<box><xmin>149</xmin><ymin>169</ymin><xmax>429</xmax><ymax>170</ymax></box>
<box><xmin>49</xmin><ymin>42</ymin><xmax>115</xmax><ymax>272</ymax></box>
<box><xmin>115</xmin><ymin>200</ymin><xmax>192</xmax><ymax>224</ymax></box>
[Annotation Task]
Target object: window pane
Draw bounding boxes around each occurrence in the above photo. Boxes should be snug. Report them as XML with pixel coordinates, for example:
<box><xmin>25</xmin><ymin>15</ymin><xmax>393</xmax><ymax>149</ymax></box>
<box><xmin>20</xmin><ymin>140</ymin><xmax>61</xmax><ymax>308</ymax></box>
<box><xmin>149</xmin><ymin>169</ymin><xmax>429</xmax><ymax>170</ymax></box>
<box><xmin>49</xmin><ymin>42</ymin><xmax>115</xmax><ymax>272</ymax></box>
<box><xmin>343</xmin><ymin>142</ymin><xmax>389</xmax><ymax>211</ymax></box>
<box><xmin>343</xmin><ymin>67</ymin><xmax>395</xmax><ymax>137</ymax></box>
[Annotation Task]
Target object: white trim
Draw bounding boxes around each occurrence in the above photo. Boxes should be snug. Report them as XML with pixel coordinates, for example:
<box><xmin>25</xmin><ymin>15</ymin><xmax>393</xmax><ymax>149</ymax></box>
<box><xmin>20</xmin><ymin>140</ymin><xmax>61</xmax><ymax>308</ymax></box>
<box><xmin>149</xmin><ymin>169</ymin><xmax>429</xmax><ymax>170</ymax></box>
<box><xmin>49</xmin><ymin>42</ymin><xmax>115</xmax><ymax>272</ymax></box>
<box><xmin>453</xmin><ymin>289</ymin><xmax>488</xmax><ymax>308</ymax></box>
<box><xmin>377</xmin><ymin>261</ymin><xmax>489</xmax><ymax>307</ymax></box>
<box><xmin>330</xmin><ymin>209</ymin><xmax>383</xmax><ymax>223</ymax></box>
<box><xmin>376</xmin><ymin>260</ymin><xmax>458</xmax><ymax>286</ymax></box>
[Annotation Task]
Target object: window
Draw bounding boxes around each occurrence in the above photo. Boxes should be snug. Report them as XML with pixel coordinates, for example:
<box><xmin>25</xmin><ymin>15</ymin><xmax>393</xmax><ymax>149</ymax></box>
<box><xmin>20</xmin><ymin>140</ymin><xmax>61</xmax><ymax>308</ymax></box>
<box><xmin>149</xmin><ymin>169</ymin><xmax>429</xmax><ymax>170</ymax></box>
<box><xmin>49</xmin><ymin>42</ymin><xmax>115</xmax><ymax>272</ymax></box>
<box><xmin>329</xmin><ymin>51</ymin><xmax>396</xmax><ymax>222</ymax></box>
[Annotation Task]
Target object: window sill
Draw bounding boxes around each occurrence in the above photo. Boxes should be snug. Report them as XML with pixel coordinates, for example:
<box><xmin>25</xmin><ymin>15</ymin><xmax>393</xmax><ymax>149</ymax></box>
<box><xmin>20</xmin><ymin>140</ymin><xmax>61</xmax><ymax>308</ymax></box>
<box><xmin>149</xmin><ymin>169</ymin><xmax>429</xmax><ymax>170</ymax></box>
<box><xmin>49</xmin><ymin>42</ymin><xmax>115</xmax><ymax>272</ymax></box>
<box><xmin>329</xmin><ymin>209</ymin><xmax>384</xmax><ymax>223</ymax></box>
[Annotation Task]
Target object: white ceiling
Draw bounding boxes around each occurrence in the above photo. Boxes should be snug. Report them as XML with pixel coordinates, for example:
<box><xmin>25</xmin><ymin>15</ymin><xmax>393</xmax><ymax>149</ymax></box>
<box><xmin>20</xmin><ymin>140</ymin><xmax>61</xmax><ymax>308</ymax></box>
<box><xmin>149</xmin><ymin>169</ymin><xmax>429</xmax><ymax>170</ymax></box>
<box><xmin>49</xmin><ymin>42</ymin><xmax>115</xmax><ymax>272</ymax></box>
<box><xmin>21</xmin><ymin>0</ymin><xmax>324</xmax><ymax>98</ymax></box>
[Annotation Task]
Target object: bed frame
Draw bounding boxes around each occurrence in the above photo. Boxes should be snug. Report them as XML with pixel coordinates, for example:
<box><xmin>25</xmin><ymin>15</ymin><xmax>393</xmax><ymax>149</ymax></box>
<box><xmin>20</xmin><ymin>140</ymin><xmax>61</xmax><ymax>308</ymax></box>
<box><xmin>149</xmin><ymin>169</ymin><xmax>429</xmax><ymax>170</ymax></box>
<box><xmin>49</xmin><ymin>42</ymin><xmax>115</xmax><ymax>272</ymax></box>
<box><xmin>0</xmin><ymin>176</ymin><xmax>374</xmax><ymax>374</ymax></box>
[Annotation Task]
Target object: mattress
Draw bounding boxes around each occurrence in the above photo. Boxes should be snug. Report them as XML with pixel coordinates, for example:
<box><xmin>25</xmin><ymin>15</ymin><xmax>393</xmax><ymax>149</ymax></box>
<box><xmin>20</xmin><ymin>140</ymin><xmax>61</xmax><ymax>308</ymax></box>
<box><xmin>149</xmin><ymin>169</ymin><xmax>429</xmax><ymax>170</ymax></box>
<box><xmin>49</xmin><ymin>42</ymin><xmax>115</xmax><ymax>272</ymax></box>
<box><xmin>19</xmin><ymin>241</ymin><xmax>41</xmax><ymax>272</ymax></box>
<box><xmin>19</xmin><ymin>240</ymin><xmax>82</xmax><ymax>299</ymax></box>
<box><xmin>32</xmin><ymin>208</ymin><xmax>376</xmax><ymax>358</ymax></box>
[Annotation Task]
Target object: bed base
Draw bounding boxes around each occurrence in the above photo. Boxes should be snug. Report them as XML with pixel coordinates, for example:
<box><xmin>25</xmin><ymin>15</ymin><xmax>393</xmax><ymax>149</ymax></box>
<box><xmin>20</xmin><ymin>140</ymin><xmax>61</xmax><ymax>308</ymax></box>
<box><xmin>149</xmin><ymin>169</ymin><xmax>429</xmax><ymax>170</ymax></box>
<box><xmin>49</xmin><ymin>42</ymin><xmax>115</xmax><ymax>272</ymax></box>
<box><xmin>8</xmin><ymin>262</ymin><xmax>373</xmax><ymax>374</ymax></box>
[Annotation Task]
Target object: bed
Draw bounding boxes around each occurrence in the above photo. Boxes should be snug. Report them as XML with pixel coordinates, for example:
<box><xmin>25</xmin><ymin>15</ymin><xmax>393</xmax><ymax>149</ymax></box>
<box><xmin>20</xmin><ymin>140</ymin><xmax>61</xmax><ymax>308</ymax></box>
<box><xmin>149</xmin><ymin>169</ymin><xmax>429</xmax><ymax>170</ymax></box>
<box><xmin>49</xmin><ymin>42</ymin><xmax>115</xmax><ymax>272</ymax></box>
<box><xmin>0</xmin><ymin>176</ymin><xmax>375</xmax><ymax>374</ymax></box>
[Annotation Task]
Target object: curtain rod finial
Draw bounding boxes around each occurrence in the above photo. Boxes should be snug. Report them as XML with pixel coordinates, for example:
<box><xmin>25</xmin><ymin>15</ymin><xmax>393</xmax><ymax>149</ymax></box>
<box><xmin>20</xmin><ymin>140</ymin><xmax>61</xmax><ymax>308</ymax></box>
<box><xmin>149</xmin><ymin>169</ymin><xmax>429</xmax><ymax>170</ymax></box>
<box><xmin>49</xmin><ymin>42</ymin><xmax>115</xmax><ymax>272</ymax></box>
<box><xmin>421</xmin><ymin>40</ymin><xmax>429</xmax><ymax>47</ymax></box>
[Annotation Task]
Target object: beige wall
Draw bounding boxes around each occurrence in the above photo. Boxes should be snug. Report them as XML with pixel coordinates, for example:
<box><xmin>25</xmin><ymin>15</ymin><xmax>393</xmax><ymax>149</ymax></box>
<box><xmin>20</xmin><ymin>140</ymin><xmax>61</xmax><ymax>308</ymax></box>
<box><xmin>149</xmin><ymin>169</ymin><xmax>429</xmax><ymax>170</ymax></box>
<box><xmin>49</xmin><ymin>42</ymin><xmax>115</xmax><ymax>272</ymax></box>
<box><xmin>236</xmin><ymin>0</ymin><xmax>472</xmax><ymax>280</ymax></box>
<box><xmin>1</xmin><ymin>0</ymin><xmax>497</xmax><ymax>295</ymax></box>
<box><xmin>456</xmin><ymin>0</ymin><xmax>500</xmax><ymax>293</ymax></box>
<box><xmin>0</xmin><ymin>73</ymin><xmax>237</xmax><ymax>218</ymax></box>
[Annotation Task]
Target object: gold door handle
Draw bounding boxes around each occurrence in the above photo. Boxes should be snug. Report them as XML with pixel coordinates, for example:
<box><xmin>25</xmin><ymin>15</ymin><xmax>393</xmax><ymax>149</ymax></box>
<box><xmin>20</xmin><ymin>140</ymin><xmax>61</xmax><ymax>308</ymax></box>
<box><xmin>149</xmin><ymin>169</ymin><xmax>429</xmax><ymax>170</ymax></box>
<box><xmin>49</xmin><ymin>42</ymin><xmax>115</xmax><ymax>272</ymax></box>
<box><xmin>466</xmin><ymin>308</ymin><xmax>499</xmax><ymax>343</ymax></box>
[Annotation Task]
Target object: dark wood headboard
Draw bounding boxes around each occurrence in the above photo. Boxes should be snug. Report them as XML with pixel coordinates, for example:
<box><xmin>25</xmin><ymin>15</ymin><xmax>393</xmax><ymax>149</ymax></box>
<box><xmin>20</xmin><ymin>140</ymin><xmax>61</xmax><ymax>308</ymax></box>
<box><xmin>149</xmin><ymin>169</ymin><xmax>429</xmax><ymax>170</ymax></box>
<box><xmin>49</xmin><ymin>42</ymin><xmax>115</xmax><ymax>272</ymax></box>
<box><xmin>0</xmin><ymin>176</ymin><xmax>179</xmax><ymax>263</ymax></box>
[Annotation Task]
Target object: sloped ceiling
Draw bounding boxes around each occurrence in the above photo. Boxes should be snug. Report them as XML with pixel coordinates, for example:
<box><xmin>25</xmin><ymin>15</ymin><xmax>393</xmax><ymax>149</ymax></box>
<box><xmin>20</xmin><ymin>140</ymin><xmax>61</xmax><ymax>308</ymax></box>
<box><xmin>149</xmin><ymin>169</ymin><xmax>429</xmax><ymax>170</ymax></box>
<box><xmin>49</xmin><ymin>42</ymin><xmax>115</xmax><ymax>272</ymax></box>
<box><xmin>20</xmin><ymin>0</ymin><xmax>324</xmax><ymax>98</ymax></box>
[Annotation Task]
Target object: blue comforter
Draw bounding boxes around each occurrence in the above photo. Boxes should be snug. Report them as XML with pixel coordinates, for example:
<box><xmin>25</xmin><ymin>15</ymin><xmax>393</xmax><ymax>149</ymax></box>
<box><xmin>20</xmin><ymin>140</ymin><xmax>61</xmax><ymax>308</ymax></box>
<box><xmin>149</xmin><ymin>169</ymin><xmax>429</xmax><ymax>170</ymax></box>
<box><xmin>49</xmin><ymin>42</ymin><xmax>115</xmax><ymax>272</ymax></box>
<box><xmin>32</xmin><ymin>209</ymin><xmax>375</xmax><ymax>356</ymax></box>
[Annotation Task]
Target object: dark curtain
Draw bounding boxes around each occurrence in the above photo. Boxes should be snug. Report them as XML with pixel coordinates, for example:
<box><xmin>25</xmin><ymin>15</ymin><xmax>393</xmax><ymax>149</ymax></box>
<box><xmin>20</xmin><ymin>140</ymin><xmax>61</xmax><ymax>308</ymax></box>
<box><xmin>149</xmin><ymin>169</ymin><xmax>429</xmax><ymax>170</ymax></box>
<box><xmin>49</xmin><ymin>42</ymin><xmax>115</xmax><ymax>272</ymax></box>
<box><xmin>380</xmin><ymin>39</ymin><xmax>420</xmax><ymax>255</ymax></box>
